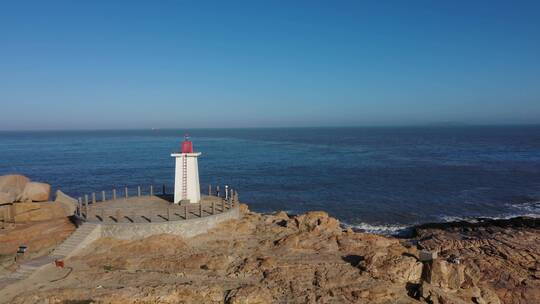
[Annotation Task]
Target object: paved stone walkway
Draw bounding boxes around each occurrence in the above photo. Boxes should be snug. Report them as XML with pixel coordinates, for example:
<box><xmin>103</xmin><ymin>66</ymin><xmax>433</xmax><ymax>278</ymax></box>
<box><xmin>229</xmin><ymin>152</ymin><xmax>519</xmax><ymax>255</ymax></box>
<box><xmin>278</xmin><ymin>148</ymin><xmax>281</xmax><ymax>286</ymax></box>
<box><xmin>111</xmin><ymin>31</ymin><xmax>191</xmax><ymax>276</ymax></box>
<box><xmin>0</xmin><ymin>222</ymin><xmax>100</xmax><ymax>289</ymax></box>
<box><xmin>84</xmin><ymin>195</ymin><xmax>230</xmax><ymax>223</ymax></box>
<box><xmin>0</xmin><ymin>255</ymin><xmax>55</xmax><ymax>289</ymax></box>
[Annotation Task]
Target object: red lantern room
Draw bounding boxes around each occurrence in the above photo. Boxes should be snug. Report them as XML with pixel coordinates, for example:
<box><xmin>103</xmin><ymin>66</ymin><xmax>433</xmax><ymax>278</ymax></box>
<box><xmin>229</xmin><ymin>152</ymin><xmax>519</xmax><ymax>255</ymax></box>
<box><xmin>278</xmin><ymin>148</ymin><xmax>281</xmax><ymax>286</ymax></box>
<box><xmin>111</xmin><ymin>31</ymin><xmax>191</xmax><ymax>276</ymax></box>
<box><xmin>181</xmin><ymin>134</ymin><xmax>193</xmax><ymax>153</ymax></box>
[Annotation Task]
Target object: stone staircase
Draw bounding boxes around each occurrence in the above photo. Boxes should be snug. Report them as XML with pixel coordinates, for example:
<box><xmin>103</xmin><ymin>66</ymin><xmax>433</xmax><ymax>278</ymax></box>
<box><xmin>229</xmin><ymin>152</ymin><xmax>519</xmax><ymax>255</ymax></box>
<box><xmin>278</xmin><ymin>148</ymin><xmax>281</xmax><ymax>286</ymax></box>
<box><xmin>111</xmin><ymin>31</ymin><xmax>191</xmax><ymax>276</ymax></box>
<box><xmin>50</xmin><ymin>222</ymin><xmax>100</xmax><ymax>257</ymax></box>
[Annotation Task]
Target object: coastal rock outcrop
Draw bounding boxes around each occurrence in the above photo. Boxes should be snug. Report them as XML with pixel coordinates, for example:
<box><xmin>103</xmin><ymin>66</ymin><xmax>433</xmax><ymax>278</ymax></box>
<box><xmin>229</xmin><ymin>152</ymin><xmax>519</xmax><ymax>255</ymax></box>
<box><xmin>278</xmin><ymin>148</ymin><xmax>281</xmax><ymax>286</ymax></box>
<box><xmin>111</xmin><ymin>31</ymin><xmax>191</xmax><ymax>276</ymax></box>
<box><xmin>0</xmin><ymin>192</ymin><xmax>16</xmax><ymax>205</ymax></box>
<box><xmin>54</xmin><ymin>190</ymin><xmax>77</xmax><ymax>216</ymax></box>
<box><xmin>1</xmin><ymin>205</ymin><xmax>538</xmax><ymax>304</ymax></box>
<box><xmin>0</xmin><ymin>175</ymin><xmax>29</xmax><ymax>203</ymax></box>
<box><xmin>225</xmin><ymin>285</ymin><xmax>273</xmax><ymax>304</ymax></box>
<box><xmin>0</xmin><ymin>175</ymin><xmax>74</xmax><ymax>223</ymax></box>
<box><xmin>10</xmin><ymin>202</ymin><xmax>66</xmax><ymax>222</ymax></box>
<box><xmin>17</xmin><ymin>182</ymin><xmax>51</xmax><ymax>202</ymax></box>
<box><xmin>414</xmin><ymin>217</ymin><xmax>540</xmax><ymax>304</ymax></box>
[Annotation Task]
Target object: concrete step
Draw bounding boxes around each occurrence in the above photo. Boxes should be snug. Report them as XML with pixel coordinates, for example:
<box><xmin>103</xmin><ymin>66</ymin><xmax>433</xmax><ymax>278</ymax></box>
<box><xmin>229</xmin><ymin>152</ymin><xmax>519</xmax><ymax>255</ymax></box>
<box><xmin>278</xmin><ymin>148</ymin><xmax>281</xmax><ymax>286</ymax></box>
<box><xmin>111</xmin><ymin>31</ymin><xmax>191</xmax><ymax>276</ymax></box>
<box><xmin>54</xmin><ymin>249</ymin><xmax>73</xmax><ymax>253</ymax></box>
<box><xmin>58</xmin><ymin>241</ymin><xmax>80</xmax><ymax>245</ymax></box>
<box><xmin>50</xmin><ymin>222</ymin><xmax>99</xmax><ymax>258</ymax></box>
<box><xmin>53</xmin><ymin>249</ymin><xmax>71</xmax><ymax>253</ymax></box>
<box><xmin>54</xmin><ymin>248</ymin><xmax>71</xmax><ymax>252</ymax></box>
<box><xmin>56</xmin><ymin>245</ymin><xmax>75</xmax><ymax>249</ymax></box>
<box><xmin>61</xmin><ymin>241</ymin><xmax>82</xmax><ymax>246</ymax></box>
<box><xmin>60</xmin><ymin>240</ymin><xmax>82</xmax><ymax>244</ymax></box>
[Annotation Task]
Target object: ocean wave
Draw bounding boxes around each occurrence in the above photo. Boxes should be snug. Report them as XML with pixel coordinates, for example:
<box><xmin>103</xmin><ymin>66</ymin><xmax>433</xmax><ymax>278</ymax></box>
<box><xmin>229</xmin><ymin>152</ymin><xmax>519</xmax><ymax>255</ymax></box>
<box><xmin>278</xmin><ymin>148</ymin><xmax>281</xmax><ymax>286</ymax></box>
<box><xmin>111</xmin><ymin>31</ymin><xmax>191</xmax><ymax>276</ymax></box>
<box><xmin>434</xmin><ymin>201</ymin><xmax>540</xmax><ymax>224</ymax></box>
<box><xmin>507</xmin><ymin>200</ymin><xmax>540</xmax><ymax>213</ymax></box>
<box><xmin>438</xmin><ymin>212</ymin><xmax>540</xmax><ymax>224</ymax></box>
<box><xmin>438</xmin><ymin>215</ymin><xmax>480</xmax><ymax>223</ymax></box>
<box><xmin>343</xmin><ymin>222</ymin><xmax>410</xmax><ymax>236</ymax></box>
<box><xmin>346</xmin><ymin>206</ymin><xmax>540</xmax><ymax>237</ymax></box>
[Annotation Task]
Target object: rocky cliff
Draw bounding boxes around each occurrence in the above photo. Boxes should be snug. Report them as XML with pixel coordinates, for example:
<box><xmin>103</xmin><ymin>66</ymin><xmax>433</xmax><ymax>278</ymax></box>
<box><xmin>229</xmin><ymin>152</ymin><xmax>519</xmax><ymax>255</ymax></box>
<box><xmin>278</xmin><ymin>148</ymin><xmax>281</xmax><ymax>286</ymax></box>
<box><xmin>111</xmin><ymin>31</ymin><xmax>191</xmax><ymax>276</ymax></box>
<box><xmin>1</xmin><ymin>205</ymin><xmax>538</xmax><ymax>304</ymax></box>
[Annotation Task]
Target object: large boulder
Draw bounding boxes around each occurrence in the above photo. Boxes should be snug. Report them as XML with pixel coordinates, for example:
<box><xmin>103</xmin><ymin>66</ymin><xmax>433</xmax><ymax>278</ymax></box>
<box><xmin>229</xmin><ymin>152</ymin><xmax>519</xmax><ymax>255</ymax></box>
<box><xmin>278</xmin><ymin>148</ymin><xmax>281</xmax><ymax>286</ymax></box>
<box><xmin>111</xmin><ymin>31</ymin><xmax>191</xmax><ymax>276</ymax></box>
<box><xmin>0</xmin><ymin>204</ymin><xmax>11</xmax><ymax>221</ymax></box>
<box><xmin>54</xmin><ymin>190</ymin><xmax>77</xmax><ymax>216</ymax></box>
<box><xmin>18</xmin><ymin>182</ymin><xmax>51</xmax><ymax>202</ymax></box>
<box><xmin>11</xmin><ymin>202</ymin><xmax>66</xmax><ymax>222</ymax></box>
<box><xmin>293</xmin><ymin>211</ymin><xmax>341</xmax><ymax>233</ymax></box>
<box><xmin>0</xmin><ymin>174</ymin><xmax>30</xmax><ymax>199</ymax></box>
<box><xmin>424</xmin><ymin>259</ymin><xmax>465</xmax><ymax>290</ymax></box>
<box><xmin>0</xmin><ymin>191</ymin><xmax>16</xmax><ymax>205</ymax></box>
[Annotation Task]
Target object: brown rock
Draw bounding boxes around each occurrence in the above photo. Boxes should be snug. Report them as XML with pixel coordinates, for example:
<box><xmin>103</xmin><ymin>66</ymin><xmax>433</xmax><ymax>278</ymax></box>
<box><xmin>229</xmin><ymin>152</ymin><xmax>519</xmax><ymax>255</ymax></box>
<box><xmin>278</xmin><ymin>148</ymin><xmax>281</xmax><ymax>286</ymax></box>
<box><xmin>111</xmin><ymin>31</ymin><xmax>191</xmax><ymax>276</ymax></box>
<box><xmin>293</xmin><ymin>211</ymin><xmax>341</xmax><ymax>233</ymax></box>
<box><xmin>0</xmin><ymin>174</ymin><xmax>29</xmax><ymax>200</ymax></box>
<box><xmin>10</xmin><ymin>285</ymin><xmax>225</xmax><ymax>304</ymax></box>
<box><xmin>415</xmin><ymin>218</ymin><xmax>540</xmax><ymax>304</ymax></box>
<box><xmin>0</xmin><ymin>192</ymin><xmax>16</xmax><ymax>205</ymax></box>
<box><xmin>75</xmin><ymin>234</ymin><xmax>190</xmax><ymax>271</ymax></box>
<box><xmin>226</xmin><ymin>285</ymin><xmax>273</xmax><ymax>304</ymax></box>
<box><xmin>18</xmin><ymin>182</ymin><xmax>51</xmax><ymax>202</ymax></box>
<box><xmin>420</xmin><ymin>283</ymin><xmax>470</xmax><ymax>304</ymax></box>
<box><xmin>11</xmin><ymin>201</ymin><xmax>66</xmax><ymax>222</ymax></box>
<box><xmin>273</xmin><ymin>211</ymin><xmax>289</xmax><ymax>220</ymax></box>
<box><xmin>239</xmin><ymin>203</ymin><xmax>250</xmax><ymax>213</ymax></box>
<box><xmin>0</xmin><ymin>174</ymin><xmax>29</xmax><ymax>191</ymax></box>
<box><xmin>54</xmin><ymin>190</ymin><xmax>77</xmax><ymax>216</ymax></box>
<box><xmin>424</xmin><ymin>260</ymin><xmax>465</xmax><ymax>290</ymax></box>
<box><xmin>0</xmin><ymin>205</ymin><xmax>10</xmax><ymax>222</ymax></box>
<box><xmin>1</xmin><ymin>206</ymin><xmax>537</xmax><ymax>304</ymax></box>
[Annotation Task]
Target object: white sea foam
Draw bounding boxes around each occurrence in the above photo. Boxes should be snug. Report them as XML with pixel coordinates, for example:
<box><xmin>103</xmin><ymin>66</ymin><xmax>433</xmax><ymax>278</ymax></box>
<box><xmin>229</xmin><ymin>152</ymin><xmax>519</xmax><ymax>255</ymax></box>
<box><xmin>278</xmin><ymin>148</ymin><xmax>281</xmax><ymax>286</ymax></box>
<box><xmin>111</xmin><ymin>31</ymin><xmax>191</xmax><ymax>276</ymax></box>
<box><xmin>343</xmin><ymin>222</ymin><xmax>410</xmax><ymax>235</ymax></box>
<box><xmin>507</xmin><ymin>201</ymin><xmax>540</xmax><ymax>213</ymax></box>
<box><xmin>438</xmin><ymin>212</ymin><xmax>540</xmax><ymax>224</ymax></box>
<box><xmin>266</xmin><ymin>200</ymin><xmax>540</xmax><ymax>237</ymax></box>
<box><xmin>433</xmin><ymin>200</ymin><xmax>540</xmax><ymax>224</ymax></box>
<box><xmin>347</xmin><ymin>204</ymin><xmax>540</xmax><ymax>236</ymax></box>
<box><xmin>438</xmin><ymin>215</ymin><xmax>480</xmax><ymax>223</ymax></box>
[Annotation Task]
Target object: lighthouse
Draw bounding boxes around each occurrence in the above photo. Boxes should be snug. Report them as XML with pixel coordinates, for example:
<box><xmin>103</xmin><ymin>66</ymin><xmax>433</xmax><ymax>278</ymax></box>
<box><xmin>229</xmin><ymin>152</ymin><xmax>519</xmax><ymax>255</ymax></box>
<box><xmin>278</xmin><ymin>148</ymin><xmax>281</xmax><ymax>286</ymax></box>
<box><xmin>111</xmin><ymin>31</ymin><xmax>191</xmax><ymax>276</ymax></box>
<box><xmin>171</xmin><ymin>135</ymin><xmax>201</xmax><ymax>204</ymax></box>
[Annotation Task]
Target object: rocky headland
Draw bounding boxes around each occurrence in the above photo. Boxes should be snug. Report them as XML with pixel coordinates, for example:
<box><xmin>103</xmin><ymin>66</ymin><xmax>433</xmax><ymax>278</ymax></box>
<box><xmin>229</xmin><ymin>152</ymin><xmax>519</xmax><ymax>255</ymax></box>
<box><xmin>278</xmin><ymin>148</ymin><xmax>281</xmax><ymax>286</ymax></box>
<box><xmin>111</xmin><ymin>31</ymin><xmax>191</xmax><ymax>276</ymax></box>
<box><xmin>0</xmin><ymin>174</ymin><xmax>539</xmax><ymax>303</ymax></box>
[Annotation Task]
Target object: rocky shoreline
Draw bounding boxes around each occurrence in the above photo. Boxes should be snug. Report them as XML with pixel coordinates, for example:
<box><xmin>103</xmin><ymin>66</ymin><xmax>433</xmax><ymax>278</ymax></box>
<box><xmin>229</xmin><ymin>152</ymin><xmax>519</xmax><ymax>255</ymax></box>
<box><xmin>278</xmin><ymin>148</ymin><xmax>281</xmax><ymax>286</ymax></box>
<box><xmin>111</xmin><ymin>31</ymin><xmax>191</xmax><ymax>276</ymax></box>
<box><xmin>0</xmin><ymin>208</ymin><xmax>537</xmax><ymax>303</ymax></box>
<box><xmin>413</xmin><ymin>216</ymin><xmax>540</xmax><ymax>233</ymax></box>
<box><xmin>410</xmin><ymin>216</ymin><xmax>539</xmax><ymax>304</ymax></box>
<box><xmin>1</xmin><ymin>174</ymin><xmax>539</xmax><ymax>303</ymax></box>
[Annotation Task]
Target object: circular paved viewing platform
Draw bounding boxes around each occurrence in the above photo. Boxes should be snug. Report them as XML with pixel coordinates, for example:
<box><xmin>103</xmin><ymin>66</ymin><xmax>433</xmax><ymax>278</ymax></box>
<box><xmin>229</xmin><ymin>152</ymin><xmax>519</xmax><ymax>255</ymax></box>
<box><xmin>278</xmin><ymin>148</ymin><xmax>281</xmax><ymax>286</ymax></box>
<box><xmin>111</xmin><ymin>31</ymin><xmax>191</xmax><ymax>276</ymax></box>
<box><xmin>81</xmin><ymin>195</ymin><xmax>234</xmax><ymax>224</ymax></box>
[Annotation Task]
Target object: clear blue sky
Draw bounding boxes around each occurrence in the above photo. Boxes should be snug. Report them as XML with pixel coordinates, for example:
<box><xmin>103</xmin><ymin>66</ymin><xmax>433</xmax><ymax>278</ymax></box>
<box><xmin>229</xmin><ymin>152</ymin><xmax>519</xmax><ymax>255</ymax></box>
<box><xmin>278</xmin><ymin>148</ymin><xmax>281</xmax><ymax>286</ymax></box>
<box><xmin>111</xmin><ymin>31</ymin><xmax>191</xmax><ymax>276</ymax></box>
<box><xmin>1</xmin><ymin>1</ymin><xmax>539</xmax><ymax>130</ymax></box>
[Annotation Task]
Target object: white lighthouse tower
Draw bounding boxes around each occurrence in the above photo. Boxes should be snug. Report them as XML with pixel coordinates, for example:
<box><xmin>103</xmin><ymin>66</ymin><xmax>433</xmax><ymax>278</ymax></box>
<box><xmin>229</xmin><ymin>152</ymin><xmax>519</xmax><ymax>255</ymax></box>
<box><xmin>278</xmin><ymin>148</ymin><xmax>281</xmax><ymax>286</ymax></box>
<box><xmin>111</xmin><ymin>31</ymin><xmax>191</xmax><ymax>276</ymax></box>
<box><xmin>171</xmin><ymin>135</ymin><xmax>201</xmax><ymax>204</ymax></box>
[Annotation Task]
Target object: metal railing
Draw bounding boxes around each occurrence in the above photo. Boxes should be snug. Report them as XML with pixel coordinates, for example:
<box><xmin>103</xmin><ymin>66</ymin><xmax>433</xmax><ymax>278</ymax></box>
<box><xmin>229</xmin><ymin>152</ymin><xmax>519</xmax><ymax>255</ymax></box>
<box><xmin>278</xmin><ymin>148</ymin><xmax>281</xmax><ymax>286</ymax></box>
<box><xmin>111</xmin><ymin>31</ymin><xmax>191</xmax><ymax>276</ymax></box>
<box><xmin>76</xmin><ymin>184</ymin><xmax>239</xmax><ymax>224</ymax></box>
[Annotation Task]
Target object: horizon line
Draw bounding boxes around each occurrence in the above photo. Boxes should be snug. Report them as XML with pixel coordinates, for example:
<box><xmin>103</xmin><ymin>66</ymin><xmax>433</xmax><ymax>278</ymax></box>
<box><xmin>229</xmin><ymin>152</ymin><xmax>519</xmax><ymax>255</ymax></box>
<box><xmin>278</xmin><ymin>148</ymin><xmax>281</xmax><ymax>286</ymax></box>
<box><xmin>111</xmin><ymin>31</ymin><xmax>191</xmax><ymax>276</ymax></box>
<box><xmin>1</xmin><ymin>123</ymin><xmax>540</xmax><ymax>132</ymax></box>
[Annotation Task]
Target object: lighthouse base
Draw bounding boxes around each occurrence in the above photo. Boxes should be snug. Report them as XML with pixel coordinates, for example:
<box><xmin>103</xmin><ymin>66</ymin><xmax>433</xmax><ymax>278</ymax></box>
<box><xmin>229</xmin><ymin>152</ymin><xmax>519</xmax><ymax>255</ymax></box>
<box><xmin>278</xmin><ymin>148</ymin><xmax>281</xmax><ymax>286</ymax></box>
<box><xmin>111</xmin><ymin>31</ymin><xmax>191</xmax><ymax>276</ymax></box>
<box><xmin>178</xmin><ymin>199</ymin><xmax>191</xmax><ymax>206</ymax></box>
<box><xmin>171</xmin><ymin>152</ymin><xmax>202</xmax><ymax>204</ymax></box>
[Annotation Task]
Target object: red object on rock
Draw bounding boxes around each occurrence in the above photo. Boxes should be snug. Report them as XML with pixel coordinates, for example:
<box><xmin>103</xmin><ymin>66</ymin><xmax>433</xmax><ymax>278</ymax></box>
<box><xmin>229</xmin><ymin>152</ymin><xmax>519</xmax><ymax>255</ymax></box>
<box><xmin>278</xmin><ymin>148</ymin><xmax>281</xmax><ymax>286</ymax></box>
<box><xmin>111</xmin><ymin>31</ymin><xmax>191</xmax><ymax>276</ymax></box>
<box><xmin>181</xmin><ymin>136</ymin><xmax>193</xmax><ymax>153</ymax></box>
<box><xmin>55</xmin><ymin>259</ymin><xmax>64</xmax><ymax>268</ymax></box>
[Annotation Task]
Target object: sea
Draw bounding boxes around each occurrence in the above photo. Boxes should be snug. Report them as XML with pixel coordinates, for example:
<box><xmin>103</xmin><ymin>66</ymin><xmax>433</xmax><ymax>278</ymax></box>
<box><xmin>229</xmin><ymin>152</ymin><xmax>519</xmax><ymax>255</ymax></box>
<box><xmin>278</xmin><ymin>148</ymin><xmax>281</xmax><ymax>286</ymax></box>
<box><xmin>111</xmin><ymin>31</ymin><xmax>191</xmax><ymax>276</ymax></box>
<box><xmin>1</xmin><ymin>126</ymin><xmax>539</xmax><ymax>234</ymax></box>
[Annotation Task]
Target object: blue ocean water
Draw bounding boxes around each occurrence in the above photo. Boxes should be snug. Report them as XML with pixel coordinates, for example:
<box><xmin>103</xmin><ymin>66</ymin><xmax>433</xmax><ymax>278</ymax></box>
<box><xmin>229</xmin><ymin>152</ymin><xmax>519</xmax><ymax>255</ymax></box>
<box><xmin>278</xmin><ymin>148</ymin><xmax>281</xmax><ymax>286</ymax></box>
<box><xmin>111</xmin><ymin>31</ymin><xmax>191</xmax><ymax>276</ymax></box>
<box><xmin>1</xmin><ymin>126</ymin><xmax>540</xmax><ymax>233</ymax></box>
